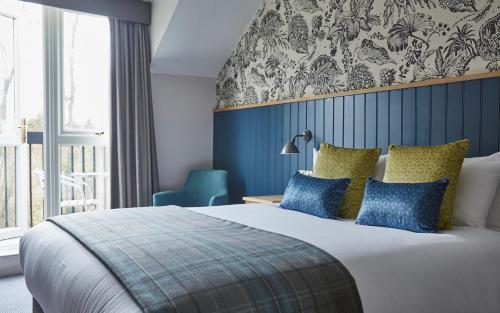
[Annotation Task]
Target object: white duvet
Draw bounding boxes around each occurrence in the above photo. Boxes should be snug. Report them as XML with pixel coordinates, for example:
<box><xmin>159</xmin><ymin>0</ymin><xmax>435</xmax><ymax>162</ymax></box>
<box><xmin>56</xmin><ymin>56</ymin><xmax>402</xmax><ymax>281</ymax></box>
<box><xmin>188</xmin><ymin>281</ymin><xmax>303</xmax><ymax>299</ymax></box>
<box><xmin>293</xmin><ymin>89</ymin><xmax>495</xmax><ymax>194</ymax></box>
<box><xmin>21</xmin><ymin>204</ymin><xmax>500</xmax><ymax>313</ymax></box>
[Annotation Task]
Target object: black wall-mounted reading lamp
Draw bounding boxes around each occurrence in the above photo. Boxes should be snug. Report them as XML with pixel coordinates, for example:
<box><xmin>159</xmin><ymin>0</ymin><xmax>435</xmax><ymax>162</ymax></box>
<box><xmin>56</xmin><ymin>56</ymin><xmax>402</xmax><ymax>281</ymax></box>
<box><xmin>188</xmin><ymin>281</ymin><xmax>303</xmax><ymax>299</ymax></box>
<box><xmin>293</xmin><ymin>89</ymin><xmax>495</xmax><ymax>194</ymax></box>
<box><xmin>281</xmin><ymin>130</ymin><xmax>313</xmax><ymax>154</ymax></box>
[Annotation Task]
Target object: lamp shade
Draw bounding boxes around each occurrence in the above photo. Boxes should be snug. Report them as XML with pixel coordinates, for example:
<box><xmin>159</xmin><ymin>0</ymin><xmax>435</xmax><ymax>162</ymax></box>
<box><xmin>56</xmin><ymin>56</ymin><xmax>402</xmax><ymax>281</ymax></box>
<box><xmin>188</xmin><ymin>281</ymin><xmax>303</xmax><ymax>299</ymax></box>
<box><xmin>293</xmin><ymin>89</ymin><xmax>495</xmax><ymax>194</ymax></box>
<box><xmin>280</xmin><ymin>130</ymin><xmax>313</xmax><ymax>155</ymax></box>
<box><xmin>281</xmin><ymin>140</ymin><xmax>299</xmax><ymax>154</ymax></box>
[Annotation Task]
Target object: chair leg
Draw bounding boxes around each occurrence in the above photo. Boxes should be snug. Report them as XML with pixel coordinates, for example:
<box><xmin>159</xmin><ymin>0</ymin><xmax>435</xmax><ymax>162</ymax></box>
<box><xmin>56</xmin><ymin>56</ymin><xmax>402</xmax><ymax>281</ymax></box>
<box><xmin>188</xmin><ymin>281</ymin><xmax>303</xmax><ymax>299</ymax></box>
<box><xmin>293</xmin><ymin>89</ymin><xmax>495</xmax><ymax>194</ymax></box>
<box><xmin>33</xmin><ymin>298</ymin><xmax>44</xmax><ymax>313</ymax></box>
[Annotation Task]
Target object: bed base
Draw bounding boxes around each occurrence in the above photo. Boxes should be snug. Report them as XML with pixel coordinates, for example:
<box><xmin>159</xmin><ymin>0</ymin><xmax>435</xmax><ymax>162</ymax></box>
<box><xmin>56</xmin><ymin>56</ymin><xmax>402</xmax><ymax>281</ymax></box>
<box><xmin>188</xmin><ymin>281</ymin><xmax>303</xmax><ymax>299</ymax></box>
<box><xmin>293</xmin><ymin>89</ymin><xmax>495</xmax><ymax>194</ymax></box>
<box><xmin>33</xmin><ymin>298</ymin><xmax>44</xmax><ymax>313</ymax></box>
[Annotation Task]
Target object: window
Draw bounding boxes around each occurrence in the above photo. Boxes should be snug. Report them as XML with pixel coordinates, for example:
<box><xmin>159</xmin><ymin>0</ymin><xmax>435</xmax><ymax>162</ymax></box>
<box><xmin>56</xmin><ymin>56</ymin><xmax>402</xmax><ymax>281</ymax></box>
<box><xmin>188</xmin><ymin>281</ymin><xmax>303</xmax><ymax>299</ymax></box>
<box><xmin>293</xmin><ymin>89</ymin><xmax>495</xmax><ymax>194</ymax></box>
<box><xmin>0</xmin><ymin>0</ymin><xmax>43</xmax><ymax>233</ymax></box>
<box><xmin>0</xmin><ymin>0</ymin><xmax>110</xmax><ymax>235</ymax></box>
<box><xmin>45</xmin><ymin>9</ymin><xmax>111</xmax><ymax>217</ymax></box>
<box><xmin>62</xmin><ymin>12</ymin><xmax>109</xmax><ymax>134</ymax></box>
<box><xmin>0</xmin><ymin>13</ymin><xmax>15</xmax><ymax>136</ymax></box>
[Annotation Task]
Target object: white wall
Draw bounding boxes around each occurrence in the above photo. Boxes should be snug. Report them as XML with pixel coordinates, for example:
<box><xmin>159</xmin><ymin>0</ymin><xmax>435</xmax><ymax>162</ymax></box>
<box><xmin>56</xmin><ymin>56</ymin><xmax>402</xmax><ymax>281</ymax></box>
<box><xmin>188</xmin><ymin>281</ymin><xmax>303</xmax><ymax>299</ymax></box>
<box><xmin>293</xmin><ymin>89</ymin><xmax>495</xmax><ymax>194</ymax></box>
<box><xmin>151</xmin><ymin>73</ymin><xmax>215</xmax><ymax>190</ymax></box>
<box><xmin>150</xmin><ymin>0</ymin><xmax>178</xmax><ymax>55</ymax></box>
<box><xmin>150</xmin><ymin>0</ymin><xmax>261</xmax><ymax>76</ymax></box>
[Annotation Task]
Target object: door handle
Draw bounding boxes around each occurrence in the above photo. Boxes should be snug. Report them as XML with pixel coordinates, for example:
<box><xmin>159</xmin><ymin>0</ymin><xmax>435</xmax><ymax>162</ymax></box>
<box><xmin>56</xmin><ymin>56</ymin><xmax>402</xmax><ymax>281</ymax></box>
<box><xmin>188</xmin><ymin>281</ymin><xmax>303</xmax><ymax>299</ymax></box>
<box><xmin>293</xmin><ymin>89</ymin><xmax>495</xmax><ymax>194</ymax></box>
<box><xmin>17</xmin><ymin>118</ymin><xmax>27</xmax><ymax>144</ymax></box>
<box><xmin>95</xmin><ymin>131</ymin><xmax>104</xmax><ymax>136</ymax></box>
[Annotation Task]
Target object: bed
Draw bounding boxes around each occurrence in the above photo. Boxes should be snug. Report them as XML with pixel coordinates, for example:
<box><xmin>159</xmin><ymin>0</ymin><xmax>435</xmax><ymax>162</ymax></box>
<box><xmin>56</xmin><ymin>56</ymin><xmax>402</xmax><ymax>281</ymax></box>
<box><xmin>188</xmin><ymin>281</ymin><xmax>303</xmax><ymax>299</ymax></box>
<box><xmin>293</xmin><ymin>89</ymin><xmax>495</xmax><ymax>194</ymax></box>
<box><xmin>20</xmin><ymin>203</ymin><xmax>500</xmax><ymax>313</ymax></box>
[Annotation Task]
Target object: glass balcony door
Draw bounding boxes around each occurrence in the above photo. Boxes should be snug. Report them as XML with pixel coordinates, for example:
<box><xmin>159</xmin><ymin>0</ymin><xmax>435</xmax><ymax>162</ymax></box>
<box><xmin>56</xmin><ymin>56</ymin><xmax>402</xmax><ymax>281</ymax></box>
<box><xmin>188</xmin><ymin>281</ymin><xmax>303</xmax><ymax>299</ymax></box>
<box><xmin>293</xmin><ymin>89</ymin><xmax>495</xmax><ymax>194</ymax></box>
<box><xmin>43</xmin><ymin>7</ymin><xmax>110</xmax><ymax>218</ymax></box>
<box><xmin>0</xmin><ymin>1</ymin><xmax>43</xmax><ymax>239</ymax></box>
<box><xmin>0</xmin><ymin>1</ymin><xmax>110</xmax><ymax>239</ymax></box>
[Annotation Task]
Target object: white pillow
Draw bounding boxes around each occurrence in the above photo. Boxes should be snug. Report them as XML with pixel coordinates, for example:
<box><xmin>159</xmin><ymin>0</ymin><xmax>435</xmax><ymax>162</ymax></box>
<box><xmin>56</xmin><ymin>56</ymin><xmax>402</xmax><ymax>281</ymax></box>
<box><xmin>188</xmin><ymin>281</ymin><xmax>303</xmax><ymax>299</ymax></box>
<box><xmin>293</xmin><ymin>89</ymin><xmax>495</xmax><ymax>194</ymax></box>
<box><xmin>453</xmin><ymin>158</ymin><xmax>500</xmax><ymax>227</ymax></box>
<box><xmin>482</xmin><ymin>152</ymin><xmax>500</xmax><ymax>231</ymax></box>
<box><xmin>487</xmin><ymin>189</ymin><xmax>500</xmax><ymax>231</ymax></box>
<box><xmin>374</xmin><ymin>155</ymin><xmax>387</xmax><ymax>181</ymax></box>
<box><xmin>313</xmin><ymin>148</ymin><xmax>319</xmax><ymax>169</ymax></box>
<box><xmin>312</xmin><ymin>148</ymin><xmax>386</xmax><ymax>180</ymax></box>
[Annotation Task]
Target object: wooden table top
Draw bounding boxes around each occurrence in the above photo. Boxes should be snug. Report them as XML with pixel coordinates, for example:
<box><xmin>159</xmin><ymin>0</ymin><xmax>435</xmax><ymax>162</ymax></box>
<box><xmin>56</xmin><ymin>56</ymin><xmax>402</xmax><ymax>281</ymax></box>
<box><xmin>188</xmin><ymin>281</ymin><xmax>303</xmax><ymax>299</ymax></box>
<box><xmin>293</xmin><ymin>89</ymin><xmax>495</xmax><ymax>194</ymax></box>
<box><xmin>242</xmin><ymin>195</ymin><xmax>283</xmax><ymax>204</ymax></box>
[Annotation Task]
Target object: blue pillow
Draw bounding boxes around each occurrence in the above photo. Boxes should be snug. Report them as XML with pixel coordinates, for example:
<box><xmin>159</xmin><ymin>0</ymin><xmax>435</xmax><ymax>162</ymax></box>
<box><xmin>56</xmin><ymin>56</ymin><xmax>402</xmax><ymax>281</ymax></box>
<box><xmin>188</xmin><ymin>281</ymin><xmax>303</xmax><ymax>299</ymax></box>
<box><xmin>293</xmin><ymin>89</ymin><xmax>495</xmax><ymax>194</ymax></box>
<box><xmin>280</xmin><ymin>172</ymin><xmax>351</xmax><ymax>219</ymax></box>
<box><xmin>356</xmin><ymin>177</ymin><xmax>449</xmax><ymax>233</ymax></box>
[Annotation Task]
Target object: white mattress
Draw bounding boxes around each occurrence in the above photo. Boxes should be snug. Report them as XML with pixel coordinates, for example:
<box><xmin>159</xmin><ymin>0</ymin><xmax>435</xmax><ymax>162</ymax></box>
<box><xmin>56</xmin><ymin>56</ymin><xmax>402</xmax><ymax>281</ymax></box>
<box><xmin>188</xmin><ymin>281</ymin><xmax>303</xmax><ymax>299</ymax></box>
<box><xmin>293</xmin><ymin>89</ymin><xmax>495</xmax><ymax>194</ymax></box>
<box><xmin>21</xmin><ymin>204</ymin><xmax>500</xmax><ymax>313</ymax></box>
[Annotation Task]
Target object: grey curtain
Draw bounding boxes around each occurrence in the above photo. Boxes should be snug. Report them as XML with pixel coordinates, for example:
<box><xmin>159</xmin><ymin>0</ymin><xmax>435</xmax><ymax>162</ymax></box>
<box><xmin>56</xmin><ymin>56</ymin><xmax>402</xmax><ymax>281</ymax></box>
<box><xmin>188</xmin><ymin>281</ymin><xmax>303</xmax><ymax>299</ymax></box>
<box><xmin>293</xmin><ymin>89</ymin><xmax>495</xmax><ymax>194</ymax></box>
<box><xmin>109</xmin><ymin>19</ymin><xmax>159</xmax><ymax>208</ymax></box>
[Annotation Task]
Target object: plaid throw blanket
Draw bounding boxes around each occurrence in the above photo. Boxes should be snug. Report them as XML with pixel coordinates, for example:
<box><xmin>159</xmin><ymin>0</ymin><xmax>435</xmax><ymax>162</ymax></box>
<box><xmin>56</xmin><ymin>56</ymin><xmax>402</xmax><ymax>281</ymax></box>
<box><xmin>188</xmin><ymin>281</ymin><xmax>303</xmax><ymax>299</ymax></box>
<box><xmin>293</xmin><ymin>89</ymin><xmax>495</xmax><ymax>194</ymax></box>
<box><xmin>48</xmin><ymin>207</ymin><xmax>363</xmax><ymax>313</ymax></box>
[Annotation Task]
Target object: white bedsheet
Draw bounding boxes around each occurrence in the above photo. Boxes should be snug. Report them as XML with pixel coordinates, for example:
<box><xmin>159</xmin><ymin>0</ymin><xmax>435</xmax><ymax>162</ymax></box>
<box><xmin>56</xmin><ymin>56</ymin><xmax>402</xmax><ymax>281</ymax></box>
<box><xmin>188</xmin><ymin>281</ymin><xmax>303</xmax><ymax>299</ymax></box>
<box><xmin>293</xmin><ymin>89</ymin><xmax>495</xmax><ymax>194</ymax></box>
<box><xmin>21</xmin><ymin>204</ymin><xmax>500</xmax><ymax>313</ymax></box>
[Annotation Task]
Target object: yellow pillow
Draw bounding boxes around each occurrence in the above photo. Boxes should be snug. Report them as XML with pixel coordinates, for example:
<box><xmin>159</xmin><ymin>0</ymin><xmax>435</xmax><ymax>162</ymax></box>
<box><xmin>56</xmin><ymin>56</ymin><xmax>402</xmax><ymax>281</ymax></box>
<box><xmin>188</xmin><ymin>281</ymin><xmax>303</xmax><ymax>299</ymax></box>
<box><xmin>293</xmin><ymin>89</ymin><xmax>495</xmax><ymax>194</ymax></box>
<box><xmin>313</xmin><ymin>144</ymin><xmax>381</xmax><ymax>219</ymax></box>
<box><xmin>384</xmin><ymin>140</ymin><xmax>470</xmax><ymax>230</ymax></box>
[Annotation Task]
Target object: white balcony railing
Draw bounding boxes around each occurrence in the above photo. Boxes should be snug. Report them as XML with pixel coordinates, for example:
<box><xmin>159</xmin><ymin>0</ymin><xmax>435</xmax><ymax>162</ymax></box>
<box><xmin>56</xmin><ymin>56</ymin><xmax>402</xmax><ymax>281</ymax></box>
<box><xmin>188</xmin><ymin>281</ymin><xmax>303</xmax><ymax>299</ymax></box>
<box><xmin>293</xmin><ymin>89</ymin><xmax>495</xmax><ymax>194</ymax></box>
<box><xmin>0</xmin><ymin>131</ymin><xmax>109</xmax><ymax>229</ymax></box>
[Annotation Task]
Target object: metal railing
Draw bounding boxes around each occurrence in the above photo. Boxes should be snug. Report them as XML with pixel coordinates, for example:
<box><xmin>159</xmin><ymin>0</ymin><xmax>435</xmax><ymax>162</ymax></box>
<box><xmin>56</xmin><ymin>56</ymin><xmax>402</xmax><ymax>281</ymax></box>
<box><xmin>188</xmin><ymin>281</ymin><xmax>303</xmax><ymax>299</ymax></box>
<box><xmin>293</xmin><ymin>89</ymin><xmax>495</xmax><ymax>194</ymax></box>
<box><xmin>0</xmin><ymin>131</ymin><xmax>109</xmax><ymax>228</ymax></box>
<box><xmin>0</xmin><ymin>146</ymin><xmax>16</xmax><ymax>228</ymax></box>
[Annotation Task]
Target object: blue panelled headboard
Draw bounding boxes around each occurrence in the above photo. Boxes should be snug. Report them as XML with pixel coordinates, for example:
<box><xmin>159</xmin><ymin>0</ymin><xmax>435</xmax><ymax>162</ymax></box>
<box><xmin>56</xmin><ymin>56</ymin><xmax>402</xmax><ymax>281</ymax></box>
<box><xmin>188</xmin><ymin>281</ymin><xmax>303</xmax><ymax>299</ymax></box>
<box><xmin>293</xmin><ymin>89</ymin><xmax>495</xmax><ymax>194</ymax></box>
<box><xmin>214</xmin><ymin>77</ymin><xmax>500</xmax><ymax>203</ymax></box>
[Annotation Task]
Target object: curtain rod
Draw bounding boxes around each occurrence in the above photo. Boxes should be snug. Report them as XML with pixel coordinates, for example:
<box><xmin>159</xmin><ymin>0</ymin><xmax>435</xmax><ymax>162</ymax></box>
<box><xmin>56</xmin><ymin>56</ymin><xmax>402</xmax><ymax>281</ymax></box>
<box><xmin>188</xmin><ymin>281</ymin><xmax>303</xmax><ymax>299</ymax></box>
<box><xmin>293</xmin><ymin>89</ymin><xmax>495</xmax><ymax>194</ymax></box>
<box><xmin>21</xmin><ymin>0</ymin><xmax>151</xmax><ymax>24</ymax></box>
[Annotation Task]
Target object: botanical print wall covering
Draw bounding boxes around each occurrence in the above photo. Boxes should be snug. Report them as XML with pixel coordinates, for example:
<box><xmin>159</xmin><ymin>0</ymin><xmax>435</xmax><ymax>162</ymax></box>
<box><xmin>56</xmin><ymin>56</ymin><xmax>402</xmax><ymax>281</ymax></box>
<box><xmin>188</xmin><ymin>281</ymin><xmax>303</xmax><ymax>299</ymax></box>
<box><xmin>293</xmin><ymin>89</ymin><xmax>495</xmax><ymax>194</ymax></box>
<box><xmin>216</xmin><ymin>0</ymin><xmax>500</xmax><ymax>108</ymax></box>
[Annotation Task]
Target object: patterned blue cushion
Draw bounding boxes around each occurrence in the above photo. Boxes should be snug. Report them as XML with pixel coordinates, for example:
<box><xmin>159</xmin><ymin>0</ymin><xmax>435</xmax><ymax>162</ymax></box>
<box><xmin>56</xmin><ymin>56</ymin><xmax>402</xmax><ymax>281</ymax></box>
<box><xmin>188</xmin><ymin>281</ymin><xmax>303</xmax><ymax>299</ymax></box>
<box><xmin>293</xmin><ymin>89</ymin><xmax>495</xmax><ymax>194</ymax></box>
<box><xmin>356</xmin><ymin>178</ymin><xmax>449</xmax><ymax>233</ymax></box>
<box><xmin>280</xmin><ymin>172</ymin><xmax>351</xmax><ymax>219</ymax></box>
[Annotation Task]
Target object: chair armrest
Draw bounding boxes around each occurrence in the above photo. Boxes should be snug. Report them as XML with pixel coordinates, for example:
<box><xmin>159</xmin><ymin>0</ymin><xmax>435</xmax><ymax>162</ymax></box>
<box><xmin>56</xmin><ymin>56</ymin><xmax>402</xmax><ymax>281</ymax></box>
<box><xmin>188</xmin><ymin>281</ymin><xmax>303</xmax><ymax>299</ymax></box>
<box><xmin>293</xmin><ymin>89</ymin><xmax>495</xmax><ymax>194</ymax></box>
<box><xmin>153</xmin><ymin>190</ymin><xmax>186</xmax><ymax>206</ymax></box>
<box><xmin>209</xmin><ymin>193</ymin><xmax>229</xmax><ymax>206</ymax></box>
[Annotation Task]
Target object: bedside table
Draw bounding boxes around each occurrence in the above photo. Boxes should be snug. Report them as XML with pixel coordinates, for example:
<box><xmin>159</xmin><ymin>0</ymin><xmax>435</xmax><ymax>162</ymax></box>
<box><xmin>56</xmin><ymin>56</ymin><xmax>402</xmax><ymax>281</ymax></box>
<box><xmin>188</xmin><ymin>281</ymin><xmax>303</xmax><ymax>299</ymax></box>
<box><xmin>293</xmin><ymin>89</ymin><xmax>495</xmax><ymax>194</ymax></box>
<box><xmin>242</xmin><ymin>195</ymin><xmax>283</xmax><ymax>204</ymax></box>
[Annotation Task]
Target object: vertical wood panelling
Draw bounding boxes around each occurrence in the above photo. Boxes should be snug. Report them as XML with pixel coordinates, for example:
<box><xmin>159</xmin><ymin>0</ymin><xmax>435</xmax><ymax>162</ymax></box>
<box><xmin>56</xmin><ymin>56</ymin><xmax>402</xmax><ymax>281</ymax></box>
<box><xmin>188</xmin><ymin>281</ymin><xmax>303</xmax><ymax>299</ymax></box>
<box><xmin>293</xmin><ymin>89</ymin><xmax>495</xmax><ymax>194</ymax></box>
<box><xmin>446</xmin><ymin>82</ymin><xmax>463</xmax><ymax>143</ymax></box>
<box><xmin>212</xmin><ymin>112</ymin><xmax>222</xmax><ymax>169</ymax></box>
<box><xmin>290</xmin><ymin>103</ymin><xmax>299</xmax><ymax>177</ymax></box>
<box><xmin>325</xmin><ymin>98</ymin><xmax>334</xmax><ymax>145</ymax></box>
<box><xmin>268</xmin><ymin>106</ymin><xmax>275</xmax><ymax>194</ymax></box>
<box><xmin>377</xmin><ymin>92</ymin><xmax>389</xmax><ymax>153</ymax></box>
<box><xmin>298</xmin><ymin>102</ymin><xmax>307</xmax><ymax>170</ymax></box>
<box><xmin>463</xmin><ymin>80</ymin><xmax>481</xmax><ymax>156</ymax></box>
<box><xmin>334</xmin><ymin>97</ymin><xmax>344</xmax><ymax>147</ymax></box>
<box><xmin>214</xmin><ymin>78</ymin><xmax>500</xmax><ymax>202</ymax></box>
<box><xmin>344</xmin><ymin>96</ymin><xmax>354</xmax><ymax>148</ymax></box>
<box><xmin>416</xmin><ymin>86</ymin><xmax>431</xmax><ymax>146</ymax></box>
<box><xmin>282</xmin><ymin>104</ymin><xmax>291</xmax><ymax>190</ymax></box>
<box><xmin>245</xmin><ymin>109</ymin><xmax>254</xmax><ymax>195</ymax></box>
<box><xmin>236</xmin><ymin>110</ymin><xmax>245</xmax><ymax>201</ymax></box>
<box><xmin>306</xmin><ymin>101</ymin><xmax>315</xmax><ymax>170</ymax></box>
<box><xmin>254</xmin><ymin>108</ymin><xmax>263</xmax><ymax>195</ymax></box>
<box><xmin>249</xmin><ymin>108</ymin><xmax>257</xmax><ymax>195</ymax></box>
<box><xmin>402</xmin><ymin>88</ymin><xmax>416</xmax><ymax>146</ymax></box>
<box><xmin>481</xmin><ymin>78</ymin><xmax>500</xmax><ymax>155</ymax></box>
<box><xmin>229</xmin><ymin>110</ymin><xmax>239</xmax><ymax>202</ymax></box>
<box><xmin>274</xmin><ymin>105</ymin><xmax>284</xmax><ymax>194</ymax></box>
<box><xmin>354</xmin><ymin>95</ymin><xmax>365</xmax><ymax>148</ymax></box>
<box><xmin>389</xmin><ymin>90</ymin><xmax>402</xmax><ymax>146</ymax></box>
<box><xmin>431</xmin><ymin>85</ymin><xmax>447</xmax><ymax>145</ymax></box>
<box><xmin>251</xmin><ymin>108</ymin><xmax>259</xmax><ymax>195</ymax></box>
<box><xmin>315</xmin><ymin>99</ymin><xmax>325</xmax><ymax>149</ymax></box>
<box><xmin>365</xmin><ymin>93</ymin><xmax>377</xmax><ymax>148</ymax></box>
<box><xmin>263</xmin><ymin>107</ymin><xmax>270</xmax><ymax>194</ymax></box>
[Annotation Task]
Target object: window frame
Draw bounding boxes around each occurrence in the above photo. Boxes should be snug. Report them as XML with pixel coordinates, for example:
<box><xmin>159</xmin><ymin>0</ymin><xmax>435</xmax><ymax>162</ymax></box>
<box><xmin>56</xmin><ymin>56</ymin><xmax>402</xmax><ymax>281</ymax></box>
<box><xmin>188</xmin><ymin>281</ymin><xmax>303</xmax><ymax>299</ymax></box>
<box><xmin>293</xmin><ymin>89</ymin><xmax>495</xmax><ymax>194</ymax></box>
<box><xmin>0</xmin><ymin>10</ymin><xmax>19</xmax><ymax>141</ymax></box>
<box><xmin>43</xmin><ymin>7</ymin><xmax>109</xmax><ymax>218</ymax></box>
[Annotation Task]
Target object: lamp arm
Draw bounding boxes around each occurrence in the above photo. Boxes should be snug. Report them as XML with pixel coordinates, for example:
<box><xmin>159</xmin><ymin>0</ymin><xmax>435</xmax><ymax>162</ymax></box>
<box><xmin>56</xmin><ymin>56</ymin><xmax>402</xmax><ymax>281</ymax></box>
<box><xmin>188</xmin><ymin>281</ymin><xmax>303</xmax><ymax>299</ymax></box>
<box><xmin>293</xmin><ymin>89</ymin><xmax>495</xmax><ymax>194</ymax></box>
<box><xmin>296</xmin><ymin>130</ymin><xmax>312</xmax><ymax>143</ymax></box>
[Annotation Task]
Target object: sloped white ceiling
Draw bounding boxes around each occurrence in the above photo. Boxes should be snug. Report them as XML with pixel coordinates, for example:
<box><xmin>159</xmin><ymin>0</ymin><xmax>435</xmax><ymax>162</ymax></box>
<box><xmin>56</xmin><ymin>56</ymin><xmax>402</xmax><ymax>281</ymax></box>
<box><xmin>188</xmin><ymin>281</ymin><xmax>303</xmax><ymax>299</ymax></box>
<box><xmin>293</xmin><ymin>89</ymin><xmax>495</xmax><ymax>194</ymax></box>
<box><xmin>150</xmin><ymin>0</ymin><xmax>262</xmax><ymax>77</ymax></box>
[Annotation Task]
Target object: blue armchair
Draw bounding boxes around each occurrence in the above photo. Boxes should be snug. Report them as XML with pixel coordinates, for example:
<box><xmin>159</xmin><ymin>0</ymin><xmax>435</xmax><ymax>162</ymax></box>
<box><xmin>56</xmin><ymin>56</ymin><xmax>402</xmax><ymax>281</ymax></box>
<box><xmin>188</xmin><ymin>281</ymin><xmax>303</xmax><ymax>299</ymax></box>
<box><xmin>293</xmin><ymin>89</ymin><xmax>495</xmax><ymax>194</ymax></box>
<box><xmin>153</xmin><ymin>169</ymin><xmax>229</xmax><ymax>207</ymax></box>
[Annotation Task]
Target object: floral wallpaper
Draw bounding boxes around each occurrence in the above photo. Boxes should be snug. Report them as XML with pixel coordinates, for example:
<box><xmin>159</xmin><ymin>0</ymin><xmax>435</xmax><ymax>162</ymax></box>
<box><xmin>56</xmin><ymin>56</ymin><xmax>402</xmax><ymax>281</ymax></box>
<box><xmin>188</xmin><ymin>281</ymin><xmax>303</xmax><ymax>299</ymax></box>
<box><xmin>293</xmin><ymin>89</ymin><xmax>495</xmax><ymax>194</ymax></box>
<box><xmin>216</xmin><ymin>0</ymin><xmax>500</xmax><ymax>108</ymax></box>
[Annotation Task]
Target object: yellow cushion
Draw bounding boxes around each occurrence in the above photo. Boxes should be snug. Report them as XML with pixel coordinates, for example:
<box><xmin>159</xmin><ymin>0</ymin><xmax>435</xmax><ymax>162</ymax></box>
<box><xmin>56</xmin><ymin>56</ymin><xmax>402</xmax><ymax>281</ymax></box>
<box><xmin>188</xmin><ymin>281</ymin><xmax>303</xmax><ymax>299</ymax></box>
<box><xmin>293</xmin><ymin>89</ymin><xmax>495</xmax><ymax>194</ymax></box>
<box><xmin>383</xmin><ymin>140</ymin><xmax>470</xmax><ymax>230</ymax></box>
<box><xmin>313</xmin><ymin>144</ymin><xmax>381</xmax><ymax>219</ymax></box>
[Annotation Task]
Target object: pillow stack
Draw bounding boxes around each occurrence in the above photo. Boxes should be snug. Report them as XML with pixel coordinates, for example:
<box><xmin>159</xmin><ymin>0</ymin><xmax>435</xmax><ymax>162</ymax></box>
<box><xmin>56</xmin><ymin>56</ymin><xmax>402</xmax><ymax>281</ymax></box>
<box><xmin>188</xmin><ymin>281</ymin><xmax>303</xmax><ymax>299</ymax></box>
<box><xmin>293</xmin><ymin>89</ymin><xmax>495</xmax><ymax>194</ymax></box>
<box><xmin>284</xmin><ymin>140</ymin><xmax>500</xmax><ymax>234</ymax></box>
<box><xmin>383</xmin><ymin>140</ymin><xmax>469</xmax><ymax>230</ymax></box>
